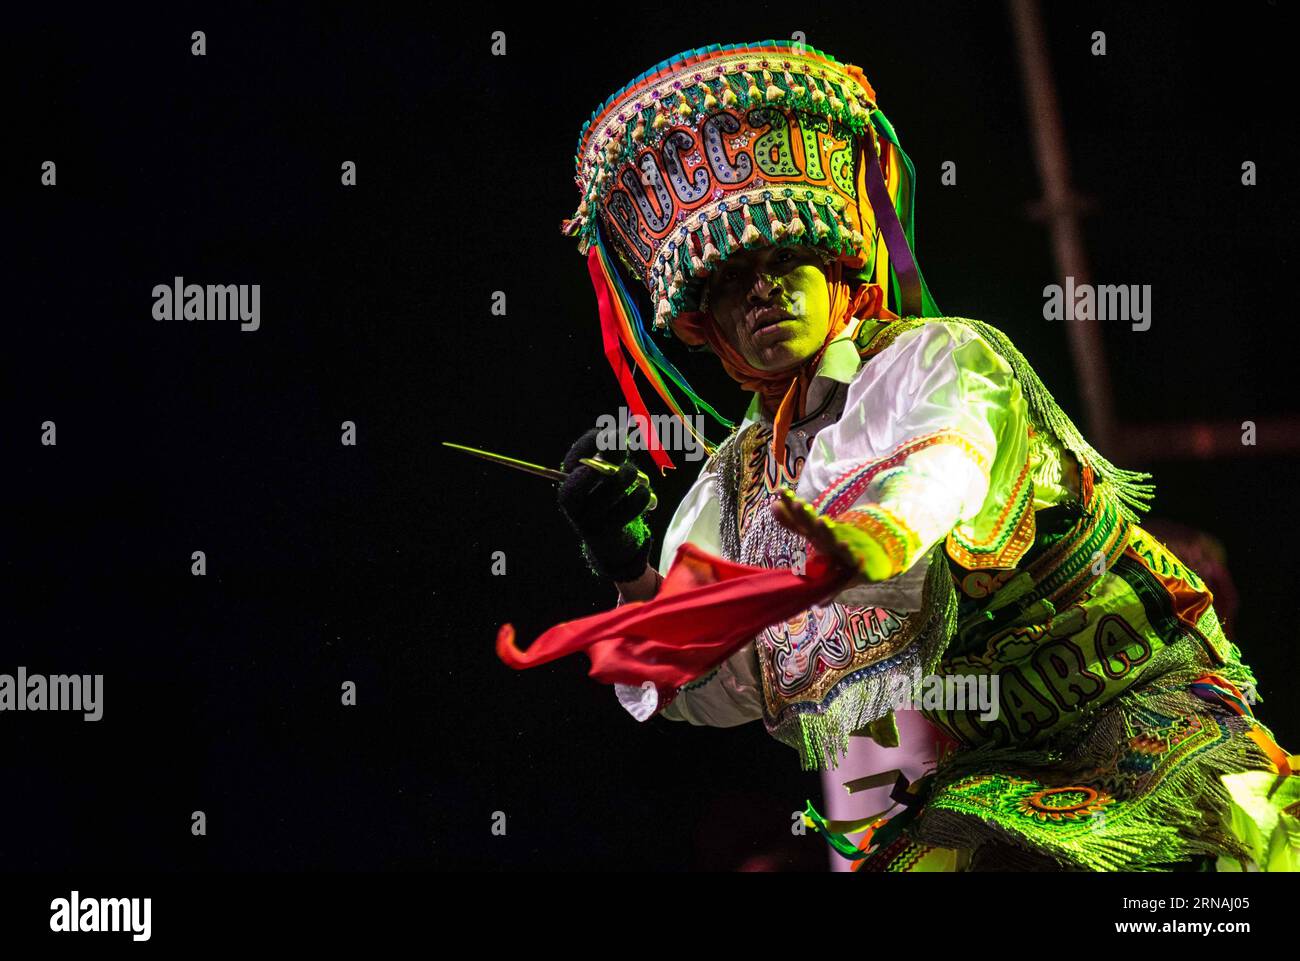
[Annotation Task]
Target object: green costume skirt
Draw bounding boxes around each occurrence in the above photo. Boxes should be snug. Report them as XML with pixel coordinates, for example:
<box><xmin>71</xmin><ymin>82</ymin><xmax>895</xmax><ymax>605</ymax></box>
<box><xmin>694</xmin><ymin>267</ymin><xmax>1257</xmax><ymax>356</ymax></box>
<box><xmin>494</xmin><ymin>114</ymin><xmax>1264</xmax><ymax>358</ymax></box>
<box><xmin>806</xmin><ymin>512</ymin><xmax>1299</xmax><ymax>872</ymax></box>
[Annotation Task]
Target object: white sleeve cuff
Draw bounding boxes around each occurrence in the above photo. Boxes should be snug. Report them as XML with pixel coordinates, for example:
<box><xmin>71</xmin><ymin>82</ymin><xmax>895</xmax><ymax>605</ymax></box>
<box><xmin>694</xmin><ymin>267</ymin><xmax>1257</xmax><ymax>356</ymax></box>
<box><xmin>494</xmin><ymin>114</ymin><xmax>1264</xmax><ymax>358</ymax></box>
<box><xmin>614</xmin><ymin>681</ymin><xmax>659</xmax><ymax>722</ymax></box>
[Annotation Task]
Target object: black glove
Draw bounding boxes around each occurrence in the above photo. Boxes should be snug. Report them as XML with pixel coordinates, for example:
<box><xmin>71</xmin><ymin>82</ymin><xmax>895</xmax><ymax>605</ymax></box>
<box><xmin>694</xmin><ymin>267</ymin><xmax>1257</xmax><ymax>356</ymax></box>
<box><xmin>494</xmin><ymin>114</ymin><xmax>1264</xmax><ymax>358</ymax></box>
<box><xmin>557</xmin><ymin>426</ymin><xmax>655</xmax><ymax>582</ymax></box>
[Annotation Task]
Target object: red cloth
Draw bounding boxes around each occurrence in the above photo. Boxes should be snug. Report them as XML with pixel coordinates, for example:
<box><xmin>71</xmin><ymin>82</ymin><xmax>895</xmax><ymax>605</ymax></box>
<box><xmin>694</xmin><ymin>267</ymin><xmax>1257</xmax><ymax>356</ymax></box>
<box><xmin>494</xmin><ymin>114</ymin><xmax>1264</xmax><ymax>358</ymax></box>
<box><xmin>587</xmin><ymin>245</ymin><xmax>674</xmax><ymax>474</ymax></box>
<box><xmin>497</xmin><ymin>536</ymin><xmax>857</xmax><ymax>714</ymax></box>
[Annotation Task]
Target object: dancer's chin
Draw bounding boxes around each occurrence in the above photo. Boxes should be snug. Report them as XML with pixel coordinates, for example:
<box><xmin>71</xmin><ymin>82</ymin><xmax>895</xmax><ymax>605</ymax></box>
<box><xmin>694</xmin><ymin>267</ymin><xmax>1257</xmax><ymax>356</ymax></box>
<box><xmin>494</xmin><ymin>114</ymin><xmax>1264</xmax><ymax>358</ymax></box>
<box><xmin>748</xmin><ymin>335</ymin><xmax>820</xmax><ymax>372</ymax></box>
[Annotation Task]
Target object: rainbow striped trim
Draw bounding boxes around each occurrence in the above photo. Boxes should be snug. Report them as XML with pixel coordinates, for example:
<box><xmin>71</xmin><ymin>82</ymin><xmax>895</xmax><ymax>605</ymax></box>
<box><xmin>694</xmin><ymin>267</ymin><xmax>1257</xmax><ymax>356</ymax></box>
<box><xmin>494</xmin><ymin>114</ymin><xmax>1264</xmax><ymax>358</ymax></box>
<box><xmin>811</xmin><ymin>428</ymin><xmax>991</xmax><ymax>519</ymax></box>
<box><xmin>835</xmin><ymin>505</ymin><xmax>915</xmax><ymax>579</ymax></box>
<box><xmin>945</xmin><ymin>443</ymin><xmax>1036</xmax><ymax>571</ymax></box>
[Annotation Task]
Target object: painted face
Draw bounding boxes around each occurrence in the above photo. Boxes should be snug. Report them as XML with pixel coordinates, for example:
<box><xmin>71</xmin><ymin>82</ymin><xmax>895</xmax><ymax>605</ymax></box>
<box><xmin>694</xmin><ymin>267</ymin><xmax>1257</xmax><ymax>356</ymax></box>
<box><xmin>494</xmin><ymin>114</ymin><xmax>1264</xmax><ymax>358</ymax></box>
<box><xmin>704</xmin><ymin>245</ymin><xmax>832</xmax><ymax>372</ymax></box>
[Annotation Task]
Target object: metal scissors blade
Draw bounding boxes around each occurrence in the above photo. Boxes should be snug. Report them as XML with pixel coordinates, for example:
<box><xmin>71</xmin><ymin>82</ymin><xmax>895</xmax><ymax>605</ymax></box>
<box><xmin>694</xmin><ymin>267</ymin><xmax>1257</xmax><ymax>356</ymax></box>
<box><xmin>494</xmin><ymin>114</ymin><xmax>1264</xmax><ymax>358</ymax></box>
<box><xmin>441</xmin><ymin>441</ymin><xmax>657</xmax><ymax>510</ymax></box>
<box><xmin>441</xmin><ymin>442</ymin><xmax>568</xmax><ymax>482</ymax></box>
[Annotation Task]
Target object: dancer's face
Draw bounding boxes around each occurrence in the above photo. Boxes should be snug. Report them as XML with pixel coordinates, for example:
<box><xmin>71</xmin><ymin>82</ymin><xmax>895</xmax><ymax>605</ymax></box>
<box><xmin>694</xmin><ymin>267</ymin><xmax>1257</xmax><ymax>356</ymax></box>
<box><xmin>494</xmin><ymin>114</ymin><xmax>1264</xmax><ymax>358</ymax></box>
<box><xmin>705</xmin><ymin>245</ymin><xmax>832</xmax><ymax>371</ymax></box>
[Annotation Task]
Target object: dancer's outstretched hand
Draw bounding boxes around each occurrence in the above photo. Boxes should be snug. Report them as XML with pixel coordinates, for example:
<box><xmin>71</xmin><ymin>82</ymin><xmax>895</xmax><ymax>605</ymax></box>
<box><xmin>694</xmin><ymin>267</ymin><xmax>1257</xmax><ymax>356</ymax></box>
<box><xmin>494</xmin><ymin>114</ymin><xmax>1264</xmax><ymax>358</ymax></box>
<box><xmin>771</xmin><ymin>489</ymin><xmax>896</xmax><ymax>582</ymax></box>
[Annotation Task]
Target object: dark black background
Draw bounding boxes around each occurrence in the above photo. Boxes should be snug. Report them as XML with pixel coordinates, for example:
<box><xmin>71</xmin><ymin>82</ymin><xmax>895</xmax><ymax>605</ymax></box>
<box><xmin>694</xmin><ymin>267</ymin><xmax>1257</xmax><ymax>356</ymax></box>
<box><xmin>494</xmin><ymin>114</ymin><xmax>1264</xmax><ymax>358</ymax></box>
<box><xmin>7</xmin><ymin>2</ymin><xmax>1297</xmax><ymax>871</ymax></box>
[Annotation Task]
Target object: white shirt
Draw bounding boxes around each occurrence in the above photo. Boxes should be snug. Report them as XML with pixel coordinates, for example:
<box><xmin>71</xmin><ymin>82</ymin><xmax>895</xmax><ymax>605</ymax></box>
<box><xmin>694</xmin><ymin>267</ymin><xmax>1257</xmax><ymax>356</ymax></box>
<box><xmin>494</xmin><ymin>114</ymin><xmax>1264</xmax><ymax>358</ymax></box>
<box><xmin>617</xmin><ymin>317</ymin><xmax>1047</xmax><ymax>726</ymax></box>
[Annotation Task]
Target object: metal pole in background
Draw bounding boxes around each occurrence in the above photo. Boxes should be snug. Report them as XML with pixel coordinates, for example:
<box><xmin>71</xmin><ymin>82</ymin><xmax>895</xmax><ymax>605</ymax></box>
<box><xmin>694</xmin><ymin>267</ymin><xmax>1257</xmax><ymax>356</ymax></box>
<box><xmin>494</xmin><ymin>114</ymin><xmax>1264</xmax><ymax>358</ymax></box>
<box><xmin>1008</xmin><ymin>0</ymin><xmax>1116</xmax><ymax>454</ymax></box>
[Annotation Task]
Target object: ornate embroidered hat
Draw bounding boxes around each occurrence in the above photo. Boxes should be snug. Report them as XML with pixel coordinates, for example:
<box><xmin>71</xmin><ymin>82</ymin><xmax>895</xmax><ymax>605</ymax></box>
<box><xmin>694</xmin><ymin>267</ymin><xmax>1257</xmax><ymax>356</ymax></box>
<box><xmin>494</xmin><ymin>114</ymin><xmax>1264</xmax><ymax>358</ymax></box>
<box><xmin>561</xmin><ymin>40</ymin><xmax>939</xmax><ymax>472</ymax></box>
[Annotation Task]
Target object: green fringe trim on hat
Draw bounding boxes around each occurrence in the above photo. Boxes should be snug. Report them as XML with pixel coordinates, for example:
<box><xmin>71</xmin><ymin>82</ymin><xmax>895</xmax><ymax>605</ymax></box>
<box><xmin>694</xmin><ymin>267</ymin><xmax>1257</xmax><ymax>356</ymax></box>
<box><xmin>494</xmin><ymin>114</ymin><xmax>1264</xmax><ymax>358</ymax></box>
<box><xmin>706</xmin><ymin>216</ymin><xmax>732</xmax><ymax>262</ymax></box>
<box><xmin>748</xmin><ymin>201</ymin><xmax>773</xmax><ymax>241</ymax></box>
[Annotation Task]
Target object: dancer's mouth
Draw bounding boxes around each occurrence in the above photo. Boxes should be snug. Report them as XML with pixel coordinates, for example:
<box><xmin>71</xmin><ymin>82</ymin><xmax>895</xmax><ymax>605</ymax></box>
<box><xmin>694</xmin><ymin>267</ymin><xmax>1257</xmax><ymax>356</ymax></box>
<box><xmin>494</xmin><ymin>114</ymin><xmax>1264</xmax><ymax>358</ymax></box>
<box><xmin>749</xmin><ymin>306</ymin><xmax>794</xmax><ymax>334</ymax></box>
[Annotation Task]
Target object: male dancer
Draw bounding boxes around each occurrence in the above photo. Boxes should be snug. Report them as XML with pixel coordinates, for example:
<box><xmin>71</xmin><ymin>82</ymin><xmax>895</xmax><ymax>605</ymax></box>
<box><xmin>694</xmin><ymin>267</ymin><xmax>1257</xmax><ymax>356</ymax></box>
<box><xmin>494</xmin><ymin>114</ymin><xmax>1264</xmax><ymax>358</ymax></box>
<box><xmin>510</xmin><ymin>40</ymin><xmax>1300</xmax><ymax>871</ymax></box>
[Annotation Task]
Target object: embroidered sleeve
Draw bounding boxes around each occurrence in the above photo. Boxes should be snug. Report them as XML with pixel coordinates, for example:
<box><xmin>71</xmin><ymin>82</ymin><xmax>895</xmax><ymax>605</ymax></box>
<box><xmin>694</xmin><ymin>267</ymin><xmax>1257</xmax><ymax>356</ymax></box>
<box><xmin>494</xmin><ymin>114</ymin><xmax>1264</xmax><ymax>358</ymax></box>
<box><xmin>795</xmin><ymin>320</ymin><xmax>1035</xmax><ymax>602</ymax></box>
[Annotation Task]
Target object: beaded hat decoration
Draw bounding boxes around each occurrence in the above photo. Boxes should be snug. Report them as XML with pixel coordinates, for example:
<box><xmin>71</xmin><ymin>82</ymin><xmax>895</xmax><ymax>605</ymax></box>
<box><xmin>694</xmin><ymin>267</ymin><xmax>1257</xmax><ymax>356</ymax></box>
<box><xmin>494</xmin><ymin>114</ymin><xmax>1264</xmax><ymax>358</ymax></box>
<box><xmin>560</xmin><ymin>40</ymin><xmax>939</xmax><ymax>473</ymax></box>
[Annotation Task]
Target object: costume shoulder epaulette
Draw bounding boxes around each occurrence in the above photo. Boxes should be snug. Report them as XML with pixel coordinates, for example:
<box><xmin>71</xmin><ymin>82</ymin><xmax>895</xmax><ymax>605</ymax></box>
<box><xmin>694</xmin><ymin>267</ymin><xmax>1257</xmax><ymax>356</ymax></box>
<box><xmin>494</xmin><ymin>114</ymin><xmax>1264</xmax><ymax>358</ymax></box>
<box><xmin>854</xmin><ymin>315</ymin><xmax>932</xmax><ymax>360</ymax></box>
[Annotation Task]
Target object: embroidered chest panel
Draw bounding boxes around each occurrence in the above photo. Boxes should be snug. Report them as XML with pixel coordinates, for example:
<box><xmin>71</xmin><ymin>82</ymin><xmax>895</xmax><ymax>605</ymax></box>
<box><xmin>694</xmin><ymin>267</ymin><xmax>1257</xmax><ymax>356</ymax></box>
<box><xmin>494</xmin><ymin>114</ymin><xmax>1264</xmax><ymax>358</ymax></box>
<box><xmin>712</xmin><ymin>385</ymin><xmax>941</xmax><ymax>734</ymax></box>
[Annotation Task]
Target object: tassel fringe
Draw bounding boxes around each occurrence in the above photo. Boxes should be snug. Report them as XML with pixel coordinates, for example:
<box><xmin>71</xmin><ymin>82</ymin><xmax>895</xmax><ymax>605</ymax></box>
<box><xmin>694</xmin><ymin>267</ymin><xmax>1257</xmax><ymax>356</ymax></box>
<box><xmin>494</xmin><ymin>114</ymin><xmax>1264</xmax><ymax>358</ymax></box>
<box><xmin>948</xmin><ymin>316</ymin><xmax>1157</xmax><ymax>525</ymax></box>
